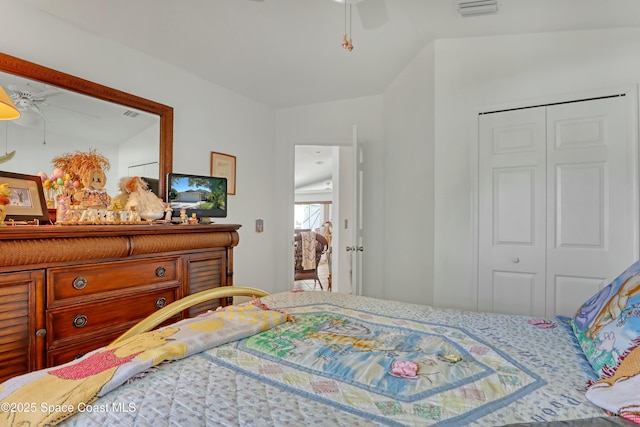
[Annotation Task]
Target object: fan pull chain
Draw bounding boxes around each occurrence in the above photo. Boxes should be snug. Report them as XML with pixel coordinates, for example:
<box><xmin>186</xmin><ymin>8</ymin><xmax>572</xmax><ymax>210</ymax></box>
<box><xmin>342</xmin><ymin>0</ymin><xmax>348</xmax><ymax>48</ymax></box>
<box><xmin>340</xmin><ymin>1</ymin><xmax>354</xmax><ymax>51</ymax></box>
<box><xmin>347</xmin><ymin>4</ymin><xmax>354</xmax><ymax>51</ymax></box>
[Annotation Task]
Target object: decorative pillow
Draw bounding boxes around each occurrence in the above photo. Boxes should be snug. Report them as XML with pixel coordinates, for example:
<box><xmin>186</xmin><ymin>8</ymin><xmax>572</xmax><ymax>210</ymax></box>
<box><xmin>571</xmin><ymin>259</ymin><xmax>640</xmax><ymax>378</ymax></box>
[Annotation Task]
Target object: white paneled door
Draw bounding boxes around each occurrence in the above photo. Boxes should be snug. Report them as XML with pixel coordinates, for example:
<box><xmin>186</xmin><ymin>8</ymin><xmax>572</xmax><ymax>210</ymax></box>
<box><xmin>478</xmin><ymin>95</ymin><xmax>637</xmax><ymax>317</ymax></box>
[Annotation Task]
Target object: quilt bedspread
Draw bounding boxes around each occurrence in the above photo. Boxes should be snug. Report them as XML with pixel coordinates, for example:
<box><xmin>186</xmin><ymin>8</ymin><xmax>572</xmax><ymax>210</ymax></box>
<box><xmin>61</xmin><ymin>291</ymin><xmax>610</xmax><ymax>427</ymax></box>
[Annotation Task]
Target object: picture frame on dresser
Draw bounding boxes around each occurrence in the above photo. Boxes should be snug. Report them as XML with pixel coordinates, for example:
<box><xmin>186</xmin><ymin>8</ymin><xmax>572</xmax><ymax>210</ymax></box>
<box><xmin>0</xmin><ymin>171</ymin><xmax>49</xmax><ymax>222</ymax></box>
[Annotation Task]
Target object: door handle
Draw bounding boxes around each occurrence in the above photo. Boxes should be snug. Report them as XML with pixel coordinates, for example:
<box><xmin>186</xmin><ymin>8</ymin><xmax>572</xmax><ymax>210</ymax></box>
<box><xmin>346</xmin><ymin>246</ymin><xmax>364</xmax><ymax>252</ymax></box>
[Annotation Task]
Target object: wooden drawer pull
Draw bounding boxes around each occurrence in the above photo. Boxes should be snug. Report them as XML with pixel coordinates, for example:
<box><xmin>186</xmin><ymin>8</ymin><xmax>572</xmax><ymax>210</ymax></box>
<box><xmin>155</xmin><ymin>267</ymin><xmax>166</xmax><ymax>277</ymax></box>
<box><xmin>73</xmin><ymin>314</ymin><xmax>88</xmax><ymax>328</ymax></box>
<box><xmin>155</xmin><ymin>297</ymin><xmax>167</xmax><ymax>308</ymax></box>
<box><xmin>73</xmin><ymin>276</ymin><xmax>88</xmax><ymax>290</ymax></box>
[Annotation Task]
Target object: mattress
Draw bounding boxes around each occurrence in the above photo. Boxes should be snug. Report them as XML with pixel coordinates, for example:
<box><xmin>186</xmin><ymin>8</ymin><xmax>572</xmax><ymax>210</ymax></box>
<box><xmin>58</xmin><ymin>291</ymin><xmax>613</xmax><ymax>427</ymax></box>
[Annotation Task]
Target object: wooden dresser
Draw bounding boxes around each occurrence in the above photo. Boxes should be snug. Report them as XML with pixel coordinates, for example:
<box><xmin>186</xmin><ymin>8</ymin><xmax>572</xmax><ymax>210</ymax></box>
<box><xmin>0</xmin><ymin>223</ymin><xmax>240</xmax><ymax>383</ymax></box>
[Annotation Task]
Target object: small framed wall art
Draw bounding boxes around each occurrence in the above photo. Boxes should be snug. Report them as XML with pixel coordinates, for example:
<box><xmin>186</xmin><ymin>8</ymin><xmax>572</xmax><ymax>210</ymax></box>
<box><xmin>0</xmin><ymin>171</ymin><xmax>49</xmax><ymax>222</ymax></box>
<box><xmin>210</xmin><ymin>151</ymin><xmax>236</xmax><ymax>195</ymax></box>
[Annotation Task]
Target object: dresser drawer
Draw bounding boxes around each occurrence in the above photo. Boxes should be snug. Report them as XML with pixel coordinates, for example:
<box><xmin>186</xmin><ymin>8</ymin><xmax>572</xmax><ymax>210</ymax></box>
<box><xmin>48</xmin><ymin>257</ymin><xmax>179</xmax><ymax>306</ymax></box>
<box><xmin>47</xmin><ymin>330</ymin><xmax>122</xmax><ymax>367</ymax></box>
<box><xmin>46</xmin><ymin>313</ymin><xmax>181</xmax><ymax>367</ymax></box>
<box><xmin>46</xmin><ymin>286</ymin><xmax>181</xmax><ymax>348</ymax></box>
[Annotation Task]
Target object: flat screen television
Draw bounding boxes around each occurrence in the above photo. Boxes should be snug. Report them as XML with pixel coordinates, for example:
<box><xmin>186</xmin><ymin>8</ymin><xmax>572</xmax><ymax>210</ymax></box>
<box><xmin>166</xmin><ymin>172</ymin><xmax>227</xmax><ymax>219</ymax></box>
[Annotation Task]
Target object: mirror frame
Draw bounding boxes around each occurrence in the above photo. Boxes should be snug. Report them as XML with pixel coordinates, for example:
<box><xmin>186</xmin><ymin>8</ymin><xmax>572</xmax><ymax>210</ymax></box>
<box><xmin>0</xmin><ymin>52</ymin><xmax>173</xmax><ymax>200</ymax></box>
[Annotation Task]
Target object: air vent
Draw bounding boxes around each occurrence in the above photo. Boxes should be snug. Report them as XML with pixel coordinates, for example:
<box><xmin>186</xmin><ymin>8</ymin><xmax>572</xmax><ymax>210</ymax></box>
<box><xmin>457</xmin><ymin>0</ymin><xmax>498</xmax><ymax>17</ymax></box>
<box><xmin>122</xmin><ymin>110</ymin><xmax>140</xmax><ymax>118</ymax></box>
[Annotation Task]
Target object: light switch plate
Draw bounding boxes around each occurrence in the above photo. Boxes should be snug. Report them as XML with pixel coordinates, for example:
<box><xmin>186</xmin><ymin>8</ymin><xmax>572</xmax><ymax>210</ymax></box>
<box><xmin>256</xmin><ymin>219</ymin><xmax>264</xmax><ymax>233</ymax></box>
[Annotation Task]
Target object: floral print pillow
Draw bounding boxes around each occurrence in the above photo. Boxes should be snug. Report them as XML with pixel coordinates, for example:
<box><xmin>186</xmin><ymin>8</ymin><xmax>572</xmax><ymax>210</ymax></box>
<box><xmin>571</xmin><ymin>259</ymin><xmax>640</xmax><ymax>378</ymax></box>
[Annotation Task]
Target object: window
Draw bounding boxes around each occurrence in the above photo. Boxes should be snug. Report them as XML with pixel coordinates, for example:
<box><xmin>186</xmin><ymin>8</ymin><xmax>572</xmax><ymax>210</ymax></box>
<box><xmin>294</xmin><ymin>203</ymin><xmax>331</xmax><ymax>230</ymax></box>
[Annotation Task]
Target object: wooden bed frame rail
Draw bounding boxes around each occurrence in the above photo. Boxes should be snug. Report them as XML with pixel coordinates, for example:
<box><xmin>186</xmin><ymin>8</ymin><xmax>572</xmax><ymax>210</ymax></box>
<box><xmin>111</xmin><ymin>286</ymin><xmax>269</xmax><ymax>344</ymax></box>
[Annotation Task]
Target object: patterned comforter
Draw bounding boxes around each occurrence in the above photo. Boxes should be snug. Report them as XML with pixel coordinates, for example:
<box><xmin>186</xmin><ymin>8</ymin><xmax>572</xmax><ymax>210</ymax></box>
<box><xmin>59</xmin><ymin>291</ymin><xmax>613</xmax><ymax>427</ymax></box>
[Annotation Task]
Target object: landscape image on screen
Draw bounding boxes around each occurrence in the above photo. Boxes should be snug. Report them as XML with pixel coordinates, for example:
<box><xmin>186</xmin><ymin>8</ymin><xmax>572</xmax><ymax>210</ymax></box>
<box><xmin>167</xmin><ymin>174</ymin><xmax>226</xmax><ymax>214</ymax></box>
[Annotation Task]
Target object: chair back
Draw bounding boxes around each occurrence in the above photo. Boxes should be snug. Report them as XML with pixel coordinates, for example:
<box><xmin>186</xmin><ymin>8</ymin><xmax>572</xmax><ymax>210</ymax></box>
<box><xmin>294</xmin><ymin>231</ymin><xmax>328</xmax><ymax>272</ymax></box>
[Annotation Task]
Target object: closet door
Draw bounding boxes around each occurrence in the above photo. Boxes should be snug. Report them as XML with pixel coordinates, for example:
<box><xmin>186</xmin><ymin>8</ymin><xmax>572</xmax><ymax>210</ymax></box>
<box><xmin>478</xmin><ymin>107</ymin><xmax>547</xmax><ymax>315</ymax></box>
<box><xmin>478</xmin><ymin>95</ymin><xmax>637</xmax><ymax>317</ymax></box>
<box><xmin>546</xmin><ymin>96</ymin><xmax>636</xmax><ymax>317</ymax></box>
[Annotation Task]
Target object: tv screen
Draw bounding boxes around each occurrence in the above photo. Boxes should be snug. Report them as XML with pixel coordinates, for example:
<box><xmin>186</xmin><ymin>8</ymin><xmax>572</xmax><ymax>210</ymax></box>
<box><xmin>166</xmin><ymin>173</ymin><xmax>227</xmax><ymax>219</ymax></box>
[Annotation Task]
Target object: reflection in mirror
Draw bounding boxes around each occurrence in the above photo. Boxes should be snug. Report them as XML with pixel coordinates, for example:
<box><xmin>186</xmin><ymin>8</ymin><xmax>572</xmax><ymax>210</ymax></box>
<box><xmin>0</xmin><ymin>53</ymin><xmax>173</xmax><ymax>199</ymax></box>
<box><xmin>0</xmin><ymin>71</ymin><xmax>159</xmax><ymax>196</ymax></box>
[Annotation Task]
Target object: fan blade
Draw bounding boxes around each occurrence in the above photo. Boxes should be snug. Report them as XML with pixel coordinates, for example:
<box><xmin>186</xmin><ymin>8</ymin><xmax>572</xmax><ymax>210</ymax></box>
<box><xmin>7</xmin><ymin>84</ymin><xmax>60</xmax><ymax>102</ymax></box>
<box><xmin>46</xmin><ymin>102</ymin><xmax>102</xmax><ymax>119</ymax></box>
<box><xmin>30</xmin><ymin>88</ymin><xmax>61</xmax><ymax>101</ymax></box>
<box><xmin>356</xmin><ymin>0</ymin><xmax>388</xmax><ymax>30</ymax></box>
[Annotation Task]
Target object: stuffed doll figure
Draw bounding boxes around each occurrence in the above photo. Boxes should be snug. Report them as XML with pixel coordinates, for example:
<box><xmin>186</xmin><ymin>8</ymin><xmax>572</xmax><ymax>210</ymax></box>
<box><xmin>74</xmin><ymin>168</ymin><xmax>111</xmax><ymax>209</ymax></box>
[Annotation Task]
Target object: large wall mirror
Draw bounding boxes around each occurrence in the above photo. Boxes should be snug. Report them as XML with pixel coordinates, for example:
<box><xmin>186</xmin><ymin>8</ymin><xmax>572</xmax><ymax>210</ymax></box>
<box><xmin>0</xmin><ymin>52</ymin><xmax>173</xmax><ymax>199</ymax></box>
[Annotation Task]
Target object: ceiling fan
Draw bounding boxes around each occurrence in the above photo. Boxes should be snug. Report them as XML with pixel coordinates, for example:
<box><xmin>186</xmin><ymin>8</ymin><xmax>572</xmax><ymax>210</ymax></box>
<box><xmin>7</xmin><ymin>83</ymin><xmax>60</xmax><ymax>126</ymax></box>
<box><xmin>249</xmin><ymin>0</ymin><xmax>389</xmax><ymax>30</ymax></box>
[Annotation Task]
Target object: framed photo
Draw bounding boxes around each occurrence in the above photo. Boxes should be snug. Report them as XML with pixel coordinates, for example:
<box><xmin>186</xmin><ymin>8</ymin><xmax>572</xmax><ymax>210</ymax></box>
<box><xmin>0</xmin><ymin>171</ymin><xmax>49</xmax><ymax>222</ymax></box>
<box><xmin>210</xmin><ymin>151</ymin><xmax>236</xmax><ymax>195</ymax></box>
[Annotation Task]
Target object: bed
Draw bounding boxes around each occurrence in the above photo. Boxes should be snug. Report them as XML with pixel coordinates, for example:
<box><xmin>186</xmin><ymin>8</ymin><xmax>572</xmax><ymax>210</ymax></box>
<box><xmin>2</xmin><ymin>273</ymin><xmax>640</xmax><ymax>426</ymax></box>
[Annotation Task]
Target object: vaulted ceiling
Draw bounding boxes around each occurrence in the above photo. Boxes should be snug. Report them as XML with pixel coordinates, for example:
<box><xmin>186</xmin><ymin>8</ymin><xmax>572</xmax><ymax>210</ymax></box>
<box><xmin>15</xmin><ymin>0</ymin><xmax>640</xmax><ymax>190</ymax></box>
<box><xmin>21</xmin><ymin>0</ymin><xmax>640</xmax><ymax>109</ymax></box>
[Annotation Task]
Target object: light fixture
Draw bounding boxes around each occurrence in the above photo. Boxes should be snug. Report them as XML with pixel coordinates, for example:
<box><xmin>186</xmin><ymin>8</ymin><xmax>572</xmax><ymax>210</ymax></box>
<box><xmin>0</xmin><ymin>85</ymin><xmax>20</xmax><ymax>120</ymax></box>
<box><xmin>457</xmin><ymin>0</ymin><xmax>499</xmax><ymax>17</ymax></box>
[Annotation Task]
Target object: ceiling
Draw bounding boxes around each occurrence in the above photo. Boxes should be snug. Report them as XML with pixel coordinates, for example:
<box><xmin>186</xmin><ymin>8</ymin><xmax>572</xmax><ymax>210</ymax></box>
<box><xmin>295</xmin><ymin>145</ymin><xmax>334</xmax><ymax>193</ymax></box>
<box><xmin>21</xmin><ymin>0</ymin><xmax>640</xmax><ymax>109</ymax></box>
<box><xmin>16</xmin><ymin>0</ymin><xmax>640</xmax><ymax>189</ymax></box>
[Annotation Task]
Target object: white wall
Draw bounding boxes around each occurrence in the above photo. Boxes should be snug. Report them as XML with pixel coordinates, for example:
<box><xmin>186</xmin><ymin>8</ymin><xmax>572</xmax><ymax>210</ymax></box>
<box><xmin>433</xmin><ymin>28</ymin><xmax>640</xmax><ymax>311</ymax></box>
<box><xmin>0</xmin><ymin>0</ymin><xmax>279</xmax><ymax>291</ymax></box>
<box><xmin>382</xmin><ymin>42</ymin><xmax>436</xmax><ymax>306</ymax></box>
<box><xmin>275</xmin><ymin>97</ymin><xmax>385</xmax><ymax>297</ymax></box>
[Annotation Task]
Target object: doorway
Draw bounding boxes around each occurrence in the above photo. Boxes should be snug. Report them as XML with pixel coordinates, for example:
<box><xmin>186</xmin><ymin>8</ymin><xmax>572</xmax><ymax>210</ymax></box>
<box><xmin>294</xmin><ymin>145</ymin><xmax>353</xmax><ymax>293</ymax></box>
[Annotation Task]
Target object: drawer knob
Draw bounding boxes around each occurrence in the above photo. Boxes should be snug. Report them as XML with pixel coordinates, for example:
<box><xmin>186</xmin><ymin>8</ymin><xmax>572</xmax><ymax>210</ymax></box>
<box><xmin>35</xmin><ymin>329</ymin><xmax>47</xmax><ymax>338</ymax></box>
<box><xmin>155</xmin><ymin>297</ymin><xmax>167</xmax><ymax>308</ymax></box>
<box><xmin>73</xmin><ymin>276</ymin><xmax>88</xmax><ymax>290</ymax></box>
<box><xmin>73</xmin><ymin>314</ymin><xmax>88</xmax><ymax>328</ymax></box>
<box><xmin>156</xmin><ymin>267</ymin><xmax>166</xmax><ymax>277</ymax></box>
